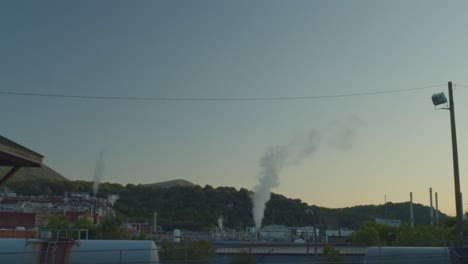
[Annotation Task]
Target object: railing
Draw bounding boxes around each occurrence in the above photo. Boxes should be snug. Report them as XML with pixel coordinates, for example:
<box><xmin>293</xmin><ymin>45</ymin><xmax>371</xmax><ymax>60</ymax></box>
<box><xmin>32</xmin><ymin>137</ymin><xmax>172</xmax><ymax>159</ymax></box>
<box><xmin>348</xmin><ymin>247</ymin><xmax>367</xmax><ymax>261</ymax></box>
<box><xmin>450</xmin><ymin>247</ymin><xmax>468</xmax><ymax>264</ymax></box>
<box><xmin>0</xmin><ymin>248</ymin><xmax>161</xmax><ymax>264</ymax></box>
<box><xmin>35</xmin><ymin>228</ymin><xmax>89</xmax><ymax>240</ymax></box>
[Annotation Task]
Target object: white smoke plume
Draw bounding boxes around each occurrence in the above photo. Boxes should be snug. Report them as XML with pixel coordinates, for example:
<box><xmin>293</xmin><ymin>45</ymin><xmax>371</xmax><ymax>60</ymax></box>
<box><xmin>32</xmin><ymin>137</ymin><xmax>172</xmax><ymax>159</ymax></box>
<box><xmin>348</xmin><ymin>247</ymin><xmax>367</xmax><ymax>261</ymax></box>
<box><xmin>328</xmin><ymin>115</ymin><xmax>363</xmax><ymax>151</ymax></box>
<box><xmin>93</xmin><ymin>147</ymin><xmax>107</xmax><ymax>197</ymax></box>
<box><xmin>217</xmin><ymin>216</ymin><xmax>224</xmax><ymax>232</ymax></box>
<box><xmin>252</xmin><ymin>129</ymin><xmax>321</xmax><ymax>230</ymax></box>
<box><xmin>107</xmin><ymin>194</ymin><xmax>119</xmax><ymax>206</ymax></box>
<box><xmin>289</xmin><ymin>129</ymin><xmax>322</xmax><ymax>165</ymax></box>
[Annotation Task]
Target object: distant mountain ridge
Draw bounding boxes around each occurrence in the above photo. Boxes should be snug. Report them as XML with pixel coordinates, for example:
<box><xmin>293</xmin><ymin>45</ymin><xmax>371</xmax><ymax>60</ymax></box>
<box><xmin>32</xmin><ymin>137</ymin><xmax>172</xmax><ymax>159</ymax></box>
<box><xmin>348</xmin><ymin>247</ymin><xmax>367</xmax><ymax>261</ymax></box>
<box><xmin>0</xmin><ymin>165</ymin><xmax>451</xmax><ymax>230</ymax></box>
<box><xmin>0</xmin><ymin>165</ymin><xmax>197</xmax><ymax>188</ymax></box>
<box><xmin>145</xmin><ymin>179</ymin><xmax>196</xmax><ymax>188</ymax></box>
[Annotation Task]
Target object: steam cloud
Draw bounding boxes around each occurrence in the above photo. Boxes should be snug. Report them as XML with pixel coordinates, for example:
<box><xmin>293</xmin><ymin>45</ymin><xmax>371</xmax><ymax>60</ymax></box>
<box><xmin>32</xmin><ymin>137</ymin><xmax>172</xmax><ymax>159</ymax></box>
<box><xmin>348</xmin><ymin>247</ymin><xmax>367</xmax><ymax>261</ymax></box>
<box><xmin>252</xmin><ymin>118</ymin><xmax>362</xmax><ymax>230</ymax></box>
<box><xmin>107</xmin><ymin>194</ymin><xmax>119</xmax><ymax>206</ymax></box>
<box><xmin>93</xmin><ymin>148</ymin><xmax>107</xmax><ymax>197</ymax></box>
<box><xmin>328</xmin><ymin>116</ymin><xmax>364</xmax><ymax>151</ymax></box>
<box><xmin>217</xmin><ymin>216</ymin><xmax>224</xmax><ymax>231</ymax></box>
<box><xmin>252</xmin><ymin>129</ymin><xmax>321</xmax><ymax>230</ymax></box>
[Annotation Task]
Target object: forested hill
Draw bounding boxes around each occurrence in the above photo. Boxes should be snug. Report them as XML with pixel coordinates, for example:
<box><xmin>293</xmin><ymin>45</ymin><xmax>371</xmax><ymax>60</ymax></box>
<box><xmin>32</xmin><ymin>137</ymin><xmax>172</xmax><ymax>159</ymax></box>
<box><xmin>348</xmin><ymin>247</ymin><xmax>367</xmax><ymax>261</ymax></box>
<box><xmin>4</xmin><ymin>177</ymin><xmax>450</xmax><ymax>231</ymax></box>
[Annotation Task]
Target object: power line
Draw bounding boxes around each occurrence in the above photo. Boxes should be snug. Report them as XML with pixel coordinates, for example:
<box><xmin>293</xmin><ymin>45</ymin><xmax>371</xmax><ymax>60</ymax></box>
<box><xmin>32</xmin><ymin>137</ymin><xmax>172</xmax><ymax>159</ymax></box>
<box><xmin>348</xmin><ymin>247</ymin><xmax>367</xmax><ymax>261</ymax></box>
<box><xmin>454</xmin><ymin>83</ymin><xmax>468</xmax><ymax>88</ymax></box>
<box><xmin>0</xmin><ymin>84</ymin><xmax>445</xmax><ymax>102</ymax></box>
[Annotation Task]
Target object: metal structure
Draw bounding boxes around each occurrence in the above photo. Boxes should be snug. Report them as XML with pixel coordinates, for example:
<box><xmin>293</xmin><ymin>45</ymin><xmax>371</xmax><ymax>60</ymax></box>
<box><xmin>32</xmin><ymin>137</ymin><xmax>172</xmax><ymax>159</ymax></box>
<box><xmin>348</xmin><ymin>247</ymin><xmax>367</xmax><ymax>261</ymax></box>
<box><xmin>0</xmin><ymin>135</ymin><xmax>43</xmax><ymax>185</ymax></box>
<box><xmin>430</xmin><ymin>188</ymin><xmax>434</xmax><ymax>225</ymax></box>
<box><xmin>435</xmin><ymin>192</ymin><xmax>440</xmax><ymax>224</ymax></box>
<box><xmin>431</xmin><ymin>82</ymin><xmax>463</xmax><ymax>246</ymax></box>
<box><xmin>410</xmin><ymin>192</ymin><xmax>414</xmax><ymax>228</ymax></box>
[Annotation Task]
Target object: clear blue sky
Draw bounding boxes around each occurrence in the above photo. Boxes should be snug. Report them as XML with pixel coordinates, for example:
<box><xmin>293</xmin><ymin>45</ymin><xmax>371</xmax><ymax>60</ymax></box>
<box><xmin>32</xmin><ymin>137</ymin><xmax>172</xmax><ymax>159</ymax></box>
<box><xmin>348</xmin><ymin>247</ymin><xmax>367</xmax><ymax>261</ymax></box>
<box><xmin>2</xmin><ymin>1</ymin><xmax>468</xmax><ymax>216</ymax></box>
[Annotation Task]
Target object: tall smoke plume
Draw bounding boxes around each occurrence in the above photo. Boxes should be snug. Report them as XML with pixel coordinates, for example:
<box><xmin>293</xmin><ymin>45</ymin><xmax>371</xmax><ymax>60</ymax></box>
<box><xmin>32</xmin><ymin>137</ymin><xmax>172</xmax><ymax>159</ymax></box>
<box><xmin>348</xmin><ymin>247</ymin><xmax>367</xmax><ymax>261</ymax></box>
<box><xmin>93</xmin><ymin>147</ymin><xmax>107</xmax><ymax>197</ymax></box>
<box><xmin>218</xmin><ymin>216</ymin><xmax>224</xmax><ymax>232</ymax></box>
<box><xmin>251</xmin><ymin>118</ymin><xmax>361</xmax><ymax>230</ymax></box>
<box><xmin>252</xmin><ymin>129</ymin><xmax>321</xmax><ymax>230</ymax></box>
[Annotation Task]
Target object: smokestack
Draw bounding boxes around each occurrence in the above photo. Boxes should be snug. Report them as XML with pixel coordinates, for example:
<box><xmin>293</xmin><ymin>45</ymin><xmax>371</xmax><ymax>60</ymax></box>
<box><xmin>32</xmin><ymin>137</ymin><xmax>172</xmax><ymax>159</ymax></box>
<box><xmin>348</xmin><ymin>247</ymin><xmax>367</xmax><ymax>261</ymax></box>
<box><xmin>410</xmin><ymin>192</ymin><xmax>414</xmax><ymax>228</ymax></box>
<box><xmin>435</xmin><ymin>192</ymin><xmax>439</xmax><ymax>224</ymax></box>
<box><xmin>430</xmin><ymin>188</ymin><xmax>434</xmax><ymax>225</ymax></box>
<box><xmin>153</xmin><ymin>212</ymin><xmax>157</xmax><ymax>234</ymax></box>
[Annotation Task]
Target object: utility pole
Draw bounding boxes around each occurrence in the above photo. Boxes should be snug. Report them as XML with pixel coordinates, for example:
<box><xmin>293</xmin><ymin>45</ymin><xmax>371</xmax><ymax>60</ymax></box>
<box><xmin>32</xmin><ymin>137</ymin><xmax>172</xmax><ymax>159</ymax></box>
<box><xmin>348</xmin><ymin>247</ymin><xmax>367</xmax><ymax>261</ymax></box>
<box><xmin>448</xmin><ymin>81</ymin><xmax>464</xmax><ymax>246</ymax></box>
<box><xmin>153</xmin><ymin>211</ymin><xmax>158</xmax><ymax>234</ymax></box>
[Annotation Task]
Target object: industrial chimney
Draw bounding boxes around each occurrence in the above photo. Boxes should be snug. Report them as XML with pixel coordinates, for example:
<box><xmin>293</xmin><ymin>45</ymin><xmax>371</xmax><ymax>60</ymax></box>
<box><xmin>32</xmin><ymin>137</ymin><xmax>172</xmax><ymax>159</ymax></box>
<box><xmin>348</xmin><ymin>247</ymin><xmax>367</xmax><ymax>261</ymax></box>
<box><xmin>410</xmin><ymin>192</ymin><xmax>414</xmax><ymax>228</ymax></box>
<box><xmin>153</xmin><ymin>212</ymin><xmax>157</xmax><ymax>234</ymax></box>
<box><xmin>430</xmin><ymin>188</ymin><xmax>434</xmax><ymax>225</ymax></box>
<box><xmin>435</xmin><ymin>192</ymin><xmax>439</xmax><ymax>224</ymax></box>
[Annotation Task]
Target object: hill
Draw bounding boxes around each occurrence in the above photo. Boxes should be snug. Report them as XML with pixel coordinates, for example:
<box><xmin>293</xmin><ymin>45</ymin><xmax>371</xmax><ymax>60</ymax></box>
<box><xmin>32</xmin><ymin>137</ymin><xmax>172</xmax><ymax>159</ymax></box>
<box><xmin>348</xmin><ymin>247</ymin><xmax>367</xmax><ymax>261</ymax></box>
<box><xmin>144</xmin><ymin>179</ymin><xmax>196</xmax><ymax>188</ymax></box>
<box><xmin>1</xmin><ymin>169</ymin><xmax>451</xmax><ymax>230</ymax></box>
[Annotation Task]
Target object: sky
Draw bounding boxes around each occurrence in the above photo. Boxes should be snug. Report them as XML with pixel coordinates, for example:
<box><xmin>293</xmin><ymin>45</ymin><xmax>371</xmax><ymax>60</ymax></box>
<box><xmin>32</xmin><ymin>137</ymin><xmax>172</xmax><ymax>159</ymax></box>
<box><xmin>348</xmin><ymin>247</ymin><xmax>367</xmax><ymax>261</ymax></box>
<box><xmin>2</xmin><ymin>1</ymin><xmax>468</xmax><ymax>217</ymax></box>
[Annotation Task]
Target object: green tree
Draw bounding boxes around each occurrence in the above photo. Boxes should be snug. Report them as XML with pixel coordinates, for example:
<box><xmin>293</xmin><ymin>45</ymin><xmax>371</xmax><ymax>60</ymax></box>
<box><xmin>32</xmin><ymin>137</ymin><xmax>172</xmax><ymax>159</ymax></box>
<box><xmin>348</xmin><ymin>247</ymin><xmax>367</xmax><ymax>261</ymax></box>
<box><xmin>408</xmin><ymin>225</ymin><xmax>449</xmax><ymax>246</ymax></box>
<box><xmin>323</xmin><ymin>244</ymin><xmax>340</xmax><ymax>256</ymax></box>
<box><xmin>348</xmin><ymin>221</ymin><xmax>401</xmax><ymax>246</ymax></box>
<box><xmin>187</xmin><ymin>240</ymin><xmax>215</xmax><ymax>263</ymax></box>
<box><xmin>45</xmin><ymin>214</ymin><xmax>72</xmax><ymax>239</ymax></box>
<box><xmin>445</xmin><ymin>220</ymin><xmax>468</xmax><ymax>244</ymax></box>
<box><xmin>159</xmin><ymin>239</ymin><xmax>179</xmax><ymax>261</ymax></box>
<box><xmin>395</xmin><ymin>222</ymin><xmax>417</xmax><ymax>245</ymax></box>
<box><xmin>6</xmin><ymin>177</ymin><xmax>454</xmax><ymax>232</ymax></box>
<box><xmin>46</xmin><ymin>214</ymin><xmax>70</xmax><ymax>230</ymax></box>
<box><xmin>318</xmin><ymin>245</ymin><xmax>342</xmax><ymax>263</ymax></box>
<box><xmin>74</xmin><ymin>217</ymin><xmax>99</xmax><ymax>239</ymax></box>
<box><xmin>100</xmin><ymin>216</ymin><xmax>128</xmax><ymax>240</ymax></box>
<box><xmin>347</xmin><ymin>221</ymin><xmax>380</xmax><ymax>245</ymax></box>
<box><xmin>46</xmin><ymin>214</ymin><xmax>102</xmax><ymax>240</ymax></box>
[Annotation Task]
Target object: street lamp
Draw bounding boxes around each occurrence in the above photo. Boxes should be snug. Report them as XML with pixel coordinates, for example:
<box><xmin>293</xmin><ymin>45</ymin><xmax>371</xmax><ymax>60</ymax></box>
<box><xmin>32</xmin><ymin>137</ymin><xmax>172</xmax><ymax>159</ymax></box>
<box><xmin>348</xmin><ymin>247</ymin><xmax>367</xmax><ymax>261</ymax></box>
<box><xmin>432</xmin><ymin>81</ymin><xmax>464</xmax><ymax>246</ymax></box>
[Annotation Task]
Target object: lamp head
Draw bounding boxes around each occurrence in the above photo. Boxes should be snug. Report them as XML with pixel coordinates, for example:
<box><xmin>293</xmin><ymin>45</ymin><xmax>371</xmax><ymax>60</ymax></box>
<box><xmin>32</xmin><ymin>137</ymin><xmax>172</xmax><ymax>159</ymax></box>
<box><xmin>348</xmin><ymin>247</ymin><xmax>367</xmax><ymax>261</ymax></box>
<box><xmin>432</xmin><ymin>92</ymin><xmax>447</xmax><ymax>106</ymax></box>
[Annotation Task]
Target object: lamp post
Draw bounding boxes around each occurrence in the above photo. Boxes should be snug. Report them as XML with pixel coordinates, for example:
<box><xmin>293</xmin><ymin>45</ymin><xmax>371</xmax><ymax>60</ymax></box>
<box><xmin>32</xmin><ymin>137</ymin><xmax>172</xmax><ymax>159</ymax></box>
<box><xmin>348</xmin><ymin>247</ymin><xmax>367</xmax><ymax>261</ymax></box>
<box><xmin>432</xmin><ymin>81</ymin><xmax>464</xmax><ymax>246</ymax></box>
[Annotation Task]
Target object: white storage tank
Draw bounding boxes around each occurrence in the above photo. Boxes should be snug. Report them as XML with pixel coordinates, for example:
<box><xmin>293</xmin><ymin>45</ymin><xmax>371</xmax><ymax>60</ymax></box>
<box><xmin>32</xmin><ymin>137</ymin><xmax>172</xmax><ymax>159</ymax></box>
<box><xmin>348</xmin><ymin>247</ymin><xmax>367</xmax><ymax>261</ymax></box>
<box><xmin>69</xmin><ymin>240</ymin><xmax>158</xmax><ymax>264</ymax></box>
<box><xmin>173</xmin><ymin>229</ymin><xmax>181</xmax><ymax>242</ymax></box>
<box><xmin>0</xmin><ymin>238</ymin><xmax>159</xmax><ymax>264</ymax></box>
<box><xmin>0</xmin><ymin>238</ymin><xmax>42</xmax><ymax>263</ymax></box>
<box><xmin>364</xmin><ymin>247</ymin><xmax>450</xmax><ymax>264</ymax></box>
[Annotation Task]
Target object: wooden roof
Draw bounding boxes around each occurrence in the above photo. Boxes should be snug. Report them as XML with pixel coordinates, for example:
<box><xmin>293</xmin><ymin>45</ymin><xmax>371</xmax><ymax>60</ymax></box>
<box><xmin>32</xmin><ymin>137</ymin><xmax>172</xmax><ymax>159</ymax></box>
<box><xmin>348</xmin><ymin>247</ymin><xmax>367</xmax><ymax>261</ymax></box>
<box><xmin>0</xmin><ymin>135</ymin><xmax>43</xmax><ymax>167</ymax></box>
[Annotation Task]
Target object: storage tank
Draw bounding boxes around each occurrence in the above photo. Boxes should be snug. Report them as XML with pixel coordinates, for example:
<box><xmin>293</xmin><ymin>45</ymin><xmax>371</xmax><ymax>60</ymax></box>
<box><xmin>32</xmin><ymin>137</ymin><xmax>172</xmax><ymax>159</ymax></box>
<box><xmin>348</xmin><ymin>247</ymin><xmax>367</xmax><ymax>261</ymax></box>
<box><xmin>173</xmin><ymin>229</ymin><xmax>181</xmax><ymax>242</ymax></box>
<box><xmin>68</xmin><ymin>240</ymin><xmax>158</xmax><ymax>263</ymax></box>
<box><xmin>0</xmin><ymin>238</ymin><xmax>159</xmax><ymax>263</ymax></box>
<box><xmin>364</xmin><ymin>247</ymin><xmax>450</xmax><ymax>264</ymax></box>
<box><xmin>0</xmin><ymin>238</ymin><xmax>41</xmax><ymax>263</ymax></box>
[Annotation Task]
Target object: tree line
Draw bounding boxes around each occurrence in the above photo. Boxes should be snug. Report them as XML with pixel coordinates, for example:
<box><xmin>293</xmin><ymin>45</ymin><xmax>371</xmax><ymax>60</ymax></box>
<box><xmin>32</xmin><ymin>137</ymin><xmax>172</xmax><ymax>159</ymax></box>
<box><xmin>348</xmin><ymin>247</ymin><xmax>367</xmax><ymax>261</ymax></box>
<box><xmin>348</xmin><ymin>220</ymin><xmax>467</xmax><ymax>246</ymax></box>
<box><xmin>6</xmin><ymin>178</ymin><xmax>451</xmax><ymax>231</ymax></box>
